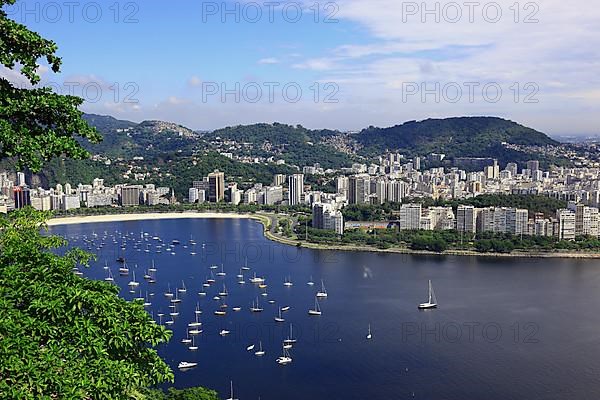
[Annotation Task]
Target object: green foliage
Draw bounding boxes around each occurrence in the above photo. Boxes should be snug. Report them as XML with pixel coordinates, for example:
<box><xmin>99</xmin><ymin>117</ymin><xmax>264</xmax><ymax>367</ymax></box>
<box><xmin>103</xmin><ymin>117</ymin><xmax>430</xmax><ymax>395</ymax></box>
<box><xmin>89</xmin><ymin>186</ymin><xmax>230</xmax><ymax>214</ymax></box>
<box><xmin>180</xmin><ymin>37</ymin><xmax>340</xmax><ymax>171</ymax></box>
<box><xmin>356</xmin><ymin>117</ymin><xmax>560</xmax><ymax>165</ymax></box>
<box><xmin>0</xmin><ymin>1</ymin><xmax>100</xmax><ymax>172</ymax></box>
<box><xmin>139</xmin><ymin>387</ymin><xmax>218</xmax><ymax>400</ymax></box>
<box><xmin>0</xmin><ymin>208</ymin><xmax>174</xmax><ymax>399</ymax></box>
<box><xmin>205</xmin><ymin>123</ymin><xmax>354</xmax><ymax>169</ymax></box>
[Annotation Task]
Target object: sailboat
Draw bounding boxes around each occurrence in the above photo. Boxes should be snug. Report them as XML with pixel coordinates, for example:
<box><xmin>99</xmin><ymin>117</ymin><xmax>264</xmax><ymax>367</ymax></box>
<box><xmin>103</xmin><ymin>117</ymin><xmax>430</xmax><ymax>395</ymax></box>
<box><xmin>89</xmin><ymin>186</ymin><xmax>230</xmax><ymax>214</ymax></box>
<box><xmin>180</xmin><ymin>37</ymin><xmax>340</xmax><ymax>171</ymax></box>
<box><xmin>194</xmin><ymin>302</ymin><xmax>202</xmax><ymax>315</ymax></box>
<box><xmin>170</xmin><ymin>290</ymin><xmax>182</xmax><ymax>304</ymax></box>
<box><xmin>207</xmin><ymin>271</ymin><xmax>216</xmax><ymax>284</ymax></box>
<box><xmin>119</xmin><ymin>262</ymin><xmax>129</xmax><ymax>275</ymax></box>
<box><xmin>246</xmin><ymin>344</ymin><xmax>255</xmax><ymax>351</ymax></box>
<box><xmin>241</xmin><ymin>257</ymin><xmax>250</xmax><ymax>271</ymax></box>
<box><xmin>188</xmin><ymin>336</ymin><xmax>198</xmax><ymax>351</ymax></box>
<box><xmin>178</xmin><ymin>280</ymin><xmax>187</xmax><ymax>293</ymax></box>
<box><xmin>143</xmin><ymin>269</ymin><xmax>152</xmax><ymax>280</ymax></box>
<box><xmin>104</xmin><ymin>268</ymin><xmax>114</xmax><ymax>282</ymax></box>
<box><xmin>284</xmin><ymin>276</ymin><xmax>293</xmax><ymax>287</ymax></box>
<box><xmin>216</xmin><ymin>264</ymin><xmax>226</xmax><ymax>277</ymax></box>
<box><xmin>225</xmin><ymin>381</ymin><xmax>238</xmax><ymax>400</ymax></box>
<box><xmin>128</xmin><ymin>271</ymin><xmax>139</xmax><ymax>287</ymax></box>
<box><xmin>418</xmin><ymin>280</ymin><xmax>438</xmax><ymax>309</ymax></box>
<box><xmin>188</xmin><ymin>313</ymin><xmax>202</xmax><ymax>328</ymax></box>
<box><xmin>237</xmin><ymin>269</ymin><xmax>244</xmax><ymax>279</ymax></box>
<box><xmin>249</xmin><ymin>272</ymin><xmax>264</xmax><ymax>284</ymax></box>
<box><xmin>143</xmin><ymin>292</ymin><xmax>152</xmax><ymax>307</ymax></box>
<box><xmin>148</xmin><ymin>260</ymin><xmax>157</xmax><ymax>272</ymax></box>
<box><xmin>307</xmin><ymin>276</ymin><xmax>315</xmax><ymax>286</ymax></box>
<box><xmin>164</xmin><ymin>283</ymin><xmax>174</xmax><ymax>298</ymax></box>
<box><xmin>308</xmin><ymin>297</ymin><xmax>322</xmax><ymax>316</ymax></box>
<box><xmin>276</xmin><ymin>345</ymin><xmax>292</xmax><ymax>365</ymax></box>
<box><xmin>250</xmin><ymin>297</ymin><xmax>263</xmax><ymax>313</ymax></box>
<box><xmin>274</xmin><ymin>307</ymin><xmax>285</xmax><ymax>323</ymax></box>
<box><xmin>283</xmin><ymin>324</ymin><xmax>297</xmax><ymax>346</ymax></box>
<box><xmin>220</xmin><ymin>329</ymin><xmax>231</xmax><ymax>336</ymax></box>
<box><xmin>103</xmin><ymin>261</ymin><xmax>109</xmax><ymax>270</ymax></box>
<box><xmin>367</xmin><ymin>324</ymin><xmax>372</xmax><ymax>340</ymax></box>
<box><xmin>181</xmin><ymin>331</ymin><xmax>192</xmax><ymax>344</ymax></box>
<box><xmin>254</xmin><ymin>341</ymin><xmax>265</xmax><ymax>356</ymax></box>
<box><xmin>316</xmin><ymin>280</ymin><xmax>328</xmax><ymax>298</ymax></box>
<box><xmin>218</xmin><ymin>284</ymin><xmax>228</xmax><ymax>297</ymax></box>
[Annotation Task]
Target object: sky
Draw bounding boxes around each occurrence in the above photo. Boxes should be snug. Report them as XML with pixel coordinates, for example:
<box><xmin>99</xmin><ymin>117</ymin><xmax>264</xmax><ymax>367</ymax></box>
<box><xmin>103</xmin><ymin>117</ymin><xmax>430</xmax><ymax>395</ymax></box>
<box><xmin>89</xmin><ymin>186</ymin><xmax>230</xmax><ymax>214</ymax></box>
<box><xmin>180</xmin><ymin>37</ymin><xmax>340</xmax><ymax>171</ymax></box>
<box><xmin>2</xmin><ymin>0</ymin><xmax>600</xmax><ymax>136</ymax></box>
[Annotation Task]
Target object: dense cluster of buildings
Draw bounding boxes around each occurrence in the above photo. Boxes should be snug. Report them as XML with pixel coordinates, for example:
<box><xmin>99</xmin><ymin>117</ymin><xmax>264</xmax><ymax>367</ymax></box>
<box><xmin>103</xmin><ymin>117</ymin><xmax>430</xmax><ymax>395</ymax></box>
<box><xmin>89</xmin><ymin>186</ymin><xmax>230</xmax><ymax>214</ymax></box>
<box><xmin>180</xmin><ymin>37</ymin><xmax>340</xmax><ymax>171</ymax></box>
<box><xmin>4</xmin><ymin>152</ymin><xmax>600</xmax><ymax>241</ymax></box>
<box><xmin>0</xmin><ymin>172</ymin><xmax>175</xmax><ymax>212</ymax></box>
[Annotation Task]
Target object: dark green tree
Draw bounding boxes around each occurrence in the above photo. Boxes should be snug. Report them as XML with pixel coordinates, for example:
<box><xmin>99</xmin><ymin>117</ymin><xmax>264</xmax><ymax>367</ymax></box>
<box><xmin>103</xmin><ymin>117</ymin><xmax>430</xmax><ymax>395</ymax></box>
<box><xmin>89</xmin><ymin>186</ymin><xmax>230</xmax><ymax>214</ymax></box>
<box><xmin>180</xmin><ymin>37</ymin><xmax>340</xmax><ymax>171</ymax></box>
<box><xmin>0</xmin><ymin>0</ymin><xmax>101</xmax><ymax>172</ymax></box>
<box><xmin>0</xmin><ymin>209</ymin><xmax>174</xmax><ymax>398</ymax></box>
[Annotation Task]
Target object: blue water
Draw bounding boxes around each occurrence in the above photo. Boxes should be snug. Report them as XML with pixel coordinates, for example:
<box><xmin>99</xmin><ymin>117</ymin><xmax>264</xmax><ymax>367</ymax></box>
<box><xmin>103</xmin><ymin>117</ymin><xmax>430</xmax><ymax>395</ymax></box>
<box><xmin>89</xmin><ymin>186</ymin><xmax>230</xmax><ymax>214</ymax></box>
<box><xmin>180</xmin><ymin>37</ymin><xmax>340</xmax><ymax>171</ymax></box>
<box><xmin>49</xmin><ymin>218</ymin><xmax>600</xmax><ymax>399</ymax></box>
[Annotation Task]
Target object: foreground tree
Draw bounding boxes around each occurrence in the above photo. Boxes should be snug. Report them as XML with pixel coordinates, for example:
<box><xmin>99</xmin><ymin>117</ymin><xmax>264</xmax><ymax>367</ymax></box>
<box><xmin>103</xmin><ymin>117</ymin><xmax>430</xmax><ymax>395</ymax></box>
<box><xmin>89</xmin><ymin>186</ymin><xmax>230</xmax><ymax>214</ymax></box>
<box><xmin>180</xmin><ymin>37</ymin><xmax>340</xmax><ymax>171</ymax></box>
<box><xmin>0</xmin><ymin>209</ymin><xmax>174</xmax><ymax>398</ymax></box>
<box><xmin>0</xmin><ymin>1</ymin><xmax>189</xmax><ymax>398</ymax></box>
<box><xmin>0</xmin><ymin>0</ymin><xmax>100</xmax><ymax>172</ymax></box>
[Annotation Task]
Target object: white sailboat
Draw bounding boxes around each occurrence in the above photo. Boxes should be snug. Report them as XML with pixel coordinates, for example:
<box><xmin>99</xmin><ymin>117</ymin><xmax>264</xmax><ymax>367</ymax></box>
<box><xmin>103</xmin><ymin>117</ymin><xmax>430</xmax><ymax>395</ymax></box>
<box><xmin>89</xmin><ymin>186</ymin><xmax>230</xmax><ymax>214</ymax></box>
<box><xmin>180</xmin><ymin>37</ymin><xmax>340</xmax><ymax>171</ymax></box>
<box><xmin>128</xmin><ymin>271</ymin><xmax>139</xmax><ymax>287</ymax></box>
<box><xmin>220</xmin><ymin>329</ymin><xmax>231</xmax><ymax>336</ymax></box>
<box><xmin>254</xmin><ymin>341</ymin><xmax>265</xmax><ymax>356</ymax></box>
<box><xmin>148</xmin><ymin>260</ymin><xmax>157</xmax><ymax>272</ymax></box>
<box><xmin>284</xmin><ymin>276</ymin><xmax>293</xmax><ymax>287</ymax></box>
<box><xmin>188</xmin><ymin>313</ymin><xmax>202</xmax><ymax>328</ymax></box>
<box><xmin>181</xmin><ymin>331</ymin><xmax>192</xmax><ymax>344</ymax></box>
<box><xmin>104</xmin><ymin>268</ymin><xmax>114</xmax><ymax>282</ymax></box>
<box><xmin>418</xmin><ymin>280</ymin><xmax>438</xmax><ymax>309</ymax></box>
<box><xmin>164</xmin><ymin>283</ymin><xmax>174</xmax><ymax>298</ymax></box>
<box><xmin>188</xmin><ymin>336</ymin><xmax>198</xmax><ymax>351</ymax></box>
<box><xmin>225</xmin><ymin>381</ymin><xmax>238</xmax><ymax>400</ymax></box>
<box><xmin>276</xmin><ymin>345</ymin><xmax>292</xmax><ymax>365</ymax></box>
<box><xmin>308</xmin><ymin>297</ymin><xmax>322</xmax><ymax>316</ymax></box>
<box><xmin>250</xmin><ymin>297</ymin><xmax>263</xmax><ymax>313</ymax></box>
<box><xmin>283</xmin><ymin>324</ymin><xmax>297</xmax><ymax>346</ymax></box>
<box><xmin>246</xmin><ymin>344</ymin><xmax>255</xmax><ymax>351</ymax></box>
<box><xmin>216</xmin><ymin>263</ymin><xmax>226</xmax><ymax>277</ymax></box>
<box><xmin>274</xmin><ymin>307</ymin><xmax>285</xmax><ymax>323</ymax></box>
<box><xmin>307</xmin><ymin>275</ymin><xmax>315</xmax><ymax>286</ymax></box>
<box><xmin>316</xmin><ymin>279</ymin><xmax>328</xmax><ymax>298</ymax></box>
<box><xmin>170</xmin><ymin>289</ymin><xmax>182</xmax><ymax>304</ymax></box>
<box><xmin>219</xmin><ymin>284</ymin><xmax>228</xmax><ymax>297</ymax></box>
<box><xmin>178</xmin><ymin>280</ymin><xmax>187</xmax><ymax>293</ymax></box>
<box><xmin>194</xmin><ymin>302</ymin><xmax>202</xmax><ymax>315</ymax></box>
<box><xmin>367</xmin><ymin>324</ymin><xmax>372</xmax><ymax>340</ymax></box>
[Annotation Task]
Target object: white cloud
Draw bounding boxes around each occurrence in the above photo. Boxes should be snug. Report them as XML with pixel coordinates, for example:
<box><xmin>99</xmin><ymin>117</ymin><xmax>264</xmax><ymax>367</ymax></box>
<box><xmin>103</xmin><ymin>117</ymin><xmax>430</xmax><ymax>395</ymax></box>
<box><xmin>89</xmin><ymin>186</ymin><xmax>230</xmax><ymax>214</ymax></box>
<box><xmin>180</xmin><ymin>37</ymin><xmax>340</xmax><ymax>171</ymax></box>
<box><xmin>257</xmin><ymin>57</ymin><xmax>280</xmax><ymax>65</ymax></box>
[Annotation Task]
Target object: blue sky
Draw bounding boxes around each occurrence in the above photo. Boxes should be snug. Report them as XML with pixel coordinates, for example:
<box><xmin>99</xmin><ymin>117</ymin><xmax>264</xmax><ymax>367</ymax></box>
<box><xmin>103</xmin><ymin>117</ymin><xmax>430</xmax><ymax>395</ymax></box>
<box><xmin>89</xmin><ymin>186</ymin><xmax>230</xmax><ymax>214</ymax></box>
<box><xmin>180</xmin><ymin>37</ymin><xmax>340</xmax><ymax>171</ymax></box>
<box><xmin>3</xmin><ymin>0</ymin><xmax>599</xmax><ymax>135</ymax></box>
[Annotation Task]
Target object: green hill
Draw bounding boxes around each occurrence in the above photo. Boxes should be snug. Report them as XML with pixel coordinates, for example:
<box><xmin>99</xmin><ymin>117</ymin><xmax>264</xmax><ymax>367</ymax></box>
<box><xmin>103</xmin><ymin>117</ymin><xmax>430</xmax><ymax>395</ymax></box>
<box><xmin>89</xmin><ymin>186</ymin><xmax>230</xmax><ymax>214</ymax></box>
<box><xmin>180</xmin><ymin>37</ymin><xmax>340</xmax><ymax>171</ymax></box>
<box><xmin>355</xmin><ymin>117</ymin><xmax>559</xmax><ymax>163</ymax></box>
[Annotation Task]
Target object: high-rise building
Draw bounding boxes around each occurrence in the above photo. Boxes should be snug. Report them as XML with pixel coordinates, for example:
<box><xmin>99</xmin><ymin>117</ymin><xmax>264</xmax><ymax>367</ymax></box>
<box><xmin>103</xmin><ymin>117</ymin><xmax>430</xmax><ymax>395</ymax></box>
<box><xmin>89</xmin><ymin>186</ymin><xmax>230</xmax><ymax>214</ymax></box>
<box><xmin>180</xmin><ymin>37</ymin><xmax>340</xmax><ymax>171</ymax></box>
<box><xmin>13</xmin><ymin>186</ymin><xmax>31</xmax><ymax>209</ymax></box>
<box><xmin>16</xmin><ymin>172</ymin><xmax>26</xmax><ymax>186</ymax></box>
<box><xmin>273</xmin><ymin>174</ymin><xmax>286</xmax><ymax>186</ymax></box>
<box><xmin>527</xmin><ymin>160</ymin><xmax>540</xmax><ymax>172</ymax></box>
<box><xmin>575</xmin><ymin>204</ymin><xmax>599</xmax><ymax>237</ymax></box>
<box><xmin>120</xmin><ymin>186</ymin><xmax>141</xmax><ymax>207</ymax></box>
<box><xmin>556</xmin><ymin>209</ymin><xmax>576</xmax><ymax>240</ymax></box>
<box><xmin>208</xmin><ymin>170</ymin><xmax>225</xmax><ymax>202</ymax></box>
<box><xmin>312</xmin><ymin>203</ymin><xmax>344</xmax><ymax>235</ymax></box>
<box><xmin>348</xmin><ymin>175</ymin><xmax>369</xmax><ymax>205</ymax></box>
<box><xmin>456</xmin><ymin>205</ymin><xmax>477</xmax><ymax>233</ymax></box>
<box><xmin>399</xmin><ymin>203</ymin><xmax>422</xmax><ymax>230</ymax></box>
<box><xmin>288</xmin><ymin>174</ymin><xmax>304</xmax><ymax>206</ymax></box>
<box><xmin>189</xmin><ymin>188</ymin><xmax>199</xmax><ymax>203</ymax></box>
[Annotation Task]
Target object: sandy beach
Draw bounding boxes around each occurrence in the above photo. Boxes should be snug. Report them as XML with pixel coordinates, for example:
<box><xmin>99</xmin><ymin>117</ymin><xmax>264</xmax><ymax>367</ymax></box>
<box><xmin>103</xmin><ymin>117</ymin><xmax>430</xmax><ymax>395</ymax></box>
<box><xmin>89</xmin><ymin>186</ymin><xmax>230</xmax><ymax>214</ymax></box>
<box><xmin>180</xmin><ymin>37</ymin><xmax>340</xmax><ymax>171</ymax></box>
<box><xmin>47</xmin><ymin>212</ymin><xmax>259</xmax><ymax>226</ymax></box>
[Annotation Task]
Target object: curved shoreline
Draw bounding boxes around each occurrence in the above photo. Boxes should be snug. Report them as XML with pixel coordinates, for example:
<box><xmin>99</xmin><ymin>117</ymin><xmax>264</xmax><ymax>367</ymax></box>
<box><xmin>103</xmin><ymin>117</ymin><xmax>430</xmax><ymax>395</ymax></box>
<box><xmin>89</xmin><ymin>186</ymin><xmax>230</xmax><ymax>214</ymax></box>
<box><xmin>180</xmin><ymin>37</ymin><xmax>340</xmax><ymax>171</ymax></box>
<box><xmin>48</xmin><ymin>212</ymin><xmax>600</xmax><ymax>259</ymax></box>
